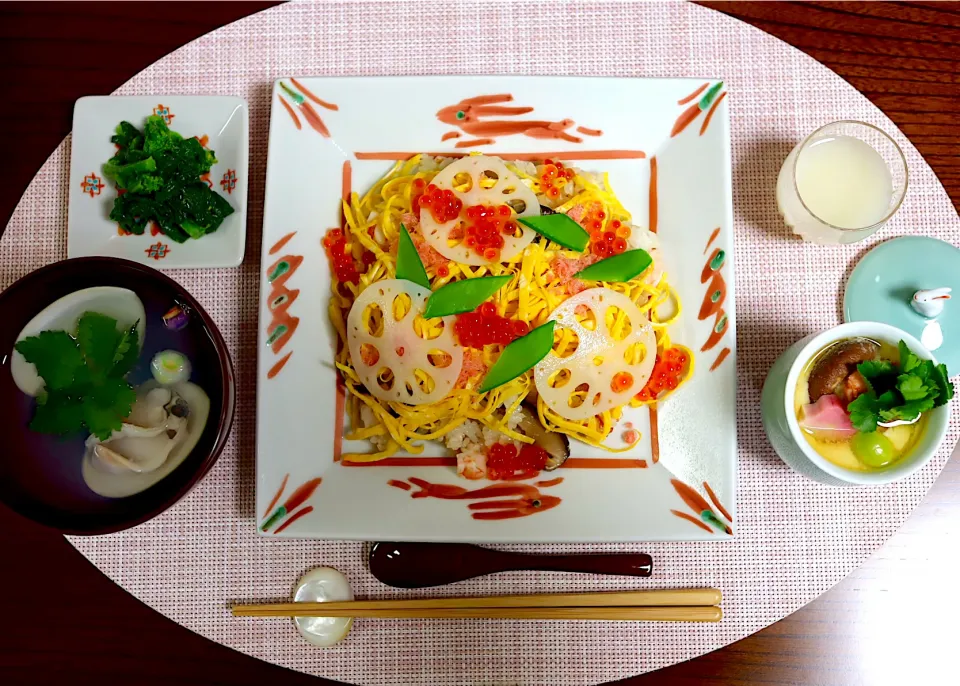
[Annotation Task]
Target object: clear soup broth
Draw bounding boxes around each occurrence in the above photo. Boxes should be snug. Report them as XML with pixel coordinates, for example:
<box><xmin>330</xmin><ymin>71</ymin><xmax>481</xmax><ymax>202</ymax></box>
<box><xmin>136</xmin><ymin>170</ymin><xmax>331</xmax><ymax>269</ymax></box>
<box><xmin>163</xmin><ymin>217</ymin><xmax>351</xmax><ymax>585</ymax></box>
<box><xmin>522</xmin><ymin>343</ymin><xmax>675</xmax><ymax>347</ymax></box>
<box><xmin>794</xmin><ymin>337</ymin><xmax>929</xmax><ymax>472</ymax></box>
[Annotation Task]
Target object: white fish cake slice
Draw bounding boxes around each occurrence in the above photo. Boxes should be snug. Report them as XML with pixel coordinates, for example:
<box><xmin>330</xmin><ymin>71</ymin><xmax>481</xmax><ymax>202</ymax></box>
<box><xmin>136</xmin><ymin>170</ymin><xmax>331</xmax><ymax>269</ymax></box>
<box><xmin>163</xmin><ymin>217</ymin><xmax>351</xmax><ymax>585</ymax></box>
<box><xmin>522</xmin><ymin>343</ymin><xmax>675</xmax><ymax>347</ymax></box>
<box><xmin>534</xmin><ymin>288</ymin><xmax>657</xmax><ymax>421</ymax></box>
<box><xmin>347</xmin><ymin>279</ymin><xmax>463</xmax><ymax>405</ymax></box>
<box><xmin>420</xmin><ymin>155</ymin><xmax>540</xmax><ymax>265</ymax></box>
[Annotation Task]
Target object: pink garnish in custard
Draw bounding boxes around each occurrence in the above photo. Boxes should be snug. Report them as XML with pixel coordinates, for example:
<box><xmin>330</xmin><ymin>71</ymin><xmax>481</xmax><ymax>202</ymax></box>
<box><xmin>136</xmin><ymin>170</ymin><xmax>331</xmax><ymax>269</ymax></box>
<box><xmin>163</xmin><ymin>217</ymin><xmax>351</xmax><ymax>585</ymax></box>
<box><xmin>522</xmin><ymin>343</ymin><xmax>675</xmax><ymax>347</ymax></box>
<box><xmin>799</xmin><ymin>394</ymin><xmax>857</xmax><ymax>441</ymax></box>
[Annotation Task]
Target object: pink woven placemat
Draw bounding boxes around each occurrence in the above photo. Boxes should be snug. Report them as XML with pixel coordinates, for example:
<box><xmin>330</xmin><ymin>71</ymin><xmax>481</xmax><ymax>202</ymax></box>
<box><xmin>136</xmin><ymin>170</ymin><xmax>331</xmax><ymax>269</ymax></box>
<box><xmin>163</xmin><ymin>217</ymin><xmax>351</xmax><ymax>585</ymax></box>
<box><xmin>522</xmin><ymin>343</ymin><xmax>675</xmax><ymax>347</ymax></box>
<box><xmin>2</xmin><ymin>2</ymin><xmax>958</xmax><ymax>684</ymax></box>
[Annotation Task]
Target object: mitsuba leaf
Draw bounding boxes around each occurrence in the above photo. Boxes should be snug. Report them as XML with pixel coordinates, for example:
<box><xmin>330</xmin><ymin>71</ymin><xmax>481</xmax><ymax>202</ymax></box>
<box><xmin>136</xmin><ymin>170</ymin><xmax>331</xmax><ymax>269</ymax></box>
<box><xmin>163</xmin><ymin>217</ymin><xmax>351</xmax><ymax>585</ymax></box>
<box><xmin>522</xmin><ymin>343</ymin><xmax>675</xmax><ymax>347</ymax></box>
<box><xmin>848</xmin><ymin>390</ymin><xmax>898</xmax><ymax>433</ymax></box>
<box><xmin>898</xmin><ymin>340</ymin><xmax>921</xmax><ymax>373</ymax></box>
<box><xmin>83</xmin><ymin>377</ymin><xmax>137</xmax><ymax>441</ymax></box>
<box><xmin>29</xmin><ymin>393</ymin><xmax>85</xmax><ymax>436</ymax></box>
<box><xmin>77</xmin><ymin>312</ymin><xmax>123</xmax><ymax>379</ymax></box>
<box><xmin>19</xmin><ymin>312</ymin><xmax>138</xmax><ymax>441</ymax></box>
<box><xmin>848</xmin><ymin>392</ymin><xmax>878</xmax><ymax>433</ymax></box>
<box><xmin>842</xmin><ymin>340</ymin><xmax>955</xmax><ymax>433</ymax></box>
<box><xmin>856</xmin><ymin>359</ymin><xmax>898</xmax><ymax>395</ymax></box>
<box><xmin>878</xmin><ymin>397</ymin><xmax>935</xmax><ymax>424</ymax></box>
<box><xmin>932</xmin><ymin>363</ymin><xmax>954</xmax><ymax>407</ymax></box>
<box><xmin>112</xmin><ymin>321</ymin><xmax>140</xmax><ymax>376</ymax></box>
<box><xmin>897</xmin><ymin>374</ymin><xmax>930</xmax><ymax>402</ymax></box>
<box><xmin>14</xmin><ymin>331</ymin><xmax>83</xmax><ymax>391</ymax></box>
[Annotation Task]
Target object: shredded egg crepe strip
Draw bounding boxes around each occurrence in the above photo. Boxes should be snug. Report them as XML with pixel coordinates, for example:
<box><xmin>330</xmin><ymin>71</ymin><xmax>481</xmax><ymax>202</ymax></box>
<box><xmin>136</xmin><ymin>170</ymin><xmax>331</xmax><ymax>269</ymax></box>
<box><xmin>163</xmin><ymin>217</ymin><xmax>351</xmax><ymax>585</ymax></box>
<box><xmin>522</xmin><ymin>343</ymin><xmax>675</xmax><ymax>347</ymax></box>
<box><xmin>328</xmin><ymin>155</ymin><xmax>693</xmax><ymax>462</ymax></box>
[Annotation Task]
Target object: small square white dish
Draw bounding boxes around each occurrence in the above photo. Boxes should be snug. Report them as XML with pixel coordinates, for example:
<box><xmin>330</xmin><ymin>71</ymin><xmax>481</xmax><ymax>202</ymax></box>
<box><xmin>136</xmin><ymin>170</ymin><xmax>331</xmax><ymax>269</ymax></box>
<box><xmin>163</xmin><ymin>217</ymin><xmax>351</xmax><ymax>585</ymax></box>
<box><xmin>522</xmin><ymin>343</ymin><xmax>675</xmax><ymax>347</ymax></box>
<box><xmin>256</xmin><ymin>76</ymin><xmax>735</xmax><ymax>541</ymax></box>
<box><xmin>69</xmin><ymin>95</ymin><xmax>248</xmax><ymax>268</ymax></box>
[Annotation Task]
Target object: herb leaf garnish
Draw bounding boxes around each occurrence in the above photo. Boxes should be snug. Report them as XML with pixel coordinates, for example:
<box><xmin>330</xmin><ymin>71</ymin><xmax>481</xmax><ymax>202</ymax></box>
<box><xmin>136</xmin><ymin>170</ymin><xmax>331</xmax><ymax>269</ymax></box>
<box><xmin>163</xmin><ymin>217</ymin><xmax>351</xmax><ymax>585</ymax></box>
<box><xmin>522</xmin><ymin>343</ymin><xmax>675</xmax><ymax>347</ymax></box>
<box><xmin>15</xmin><ymin>312</ymin><xmax>141</xmax><ymax>440</ymax></box>
<box><xmin>13</xmin><ymin>331</ymin><xmax>84</xmax><ymax>391</ymax></box>
<box><xmin>847</xmin><ymin>339</ymin><xmax>954</xmax><ymax>432</ymax></box>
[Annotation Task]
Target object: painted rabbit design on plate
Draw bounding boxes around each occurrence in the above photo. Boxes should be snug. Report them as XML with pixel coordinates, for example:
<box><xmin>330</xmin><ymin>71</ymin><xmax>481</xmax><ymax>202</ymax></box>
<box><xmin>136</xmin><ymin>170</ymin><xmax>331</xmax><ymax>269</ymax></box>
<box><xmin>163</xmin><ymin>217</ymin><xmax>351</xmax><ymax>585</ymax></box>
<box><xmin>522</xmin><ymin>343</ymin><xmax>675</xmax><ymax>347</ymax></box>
<box><xmin>436</xmin><ymin>94</ymin><xmax>601</xmax><ymax>148</ymax></box>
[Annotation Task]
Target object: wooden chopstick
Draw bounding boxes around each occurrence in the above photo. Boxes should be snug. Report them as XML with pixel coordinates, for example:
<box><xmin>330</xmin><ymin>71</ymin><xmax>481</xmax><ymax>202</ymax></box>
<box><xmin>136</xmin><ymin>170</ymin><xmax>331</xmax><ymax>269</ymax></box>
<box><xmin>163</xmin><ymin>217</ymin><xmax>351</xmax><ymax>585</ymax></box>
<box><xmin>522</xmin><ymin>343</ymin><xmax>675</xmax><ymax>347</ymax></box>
<box><xmin>232</xmin><ymin>588</ymin><xmax>722</xmax><ymax>622</ymax></box>
<box><xmin>233</xmin><ymin>604</ymin><xmax>721</xmax><ymax>622</ymax></box>
<box><xmin>233</xmin><ymin>588</ymin><xmax>719</xmax><ymax>615</ymax></box>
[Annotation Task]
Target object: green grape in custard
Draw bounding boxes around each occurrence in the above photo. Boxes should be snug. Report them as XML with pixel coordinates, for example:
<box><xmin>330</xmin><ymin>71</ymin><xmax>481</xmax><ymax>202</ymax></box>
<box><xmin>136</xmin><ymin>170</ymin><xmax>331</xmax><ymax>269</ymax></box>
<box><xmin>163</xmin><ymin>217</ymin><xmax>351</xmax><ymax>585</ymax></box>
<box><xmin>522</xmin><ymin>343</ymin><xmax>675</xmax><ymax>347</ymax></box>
<box><xmin>851</xmin><ymin>431</ymin><xmax>898</xmax><ymax>468</ymax></box>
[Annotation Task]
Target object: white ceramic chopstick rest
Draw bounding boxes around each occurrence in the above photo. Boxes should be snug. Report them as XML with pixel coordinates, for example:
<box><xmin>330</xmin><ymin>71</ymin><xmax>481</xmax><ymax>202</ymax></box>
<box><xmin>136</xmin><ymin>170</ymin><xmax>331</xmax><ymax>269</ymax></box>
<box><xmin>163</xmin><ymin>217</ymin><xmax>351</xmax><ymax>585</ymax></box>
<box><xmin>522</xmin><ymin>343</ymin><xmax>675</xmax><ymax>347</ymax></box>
<box><xmin>293</xmin><ymin>567</ymin><xmax>354</xmax><ymax>647</ymax></box>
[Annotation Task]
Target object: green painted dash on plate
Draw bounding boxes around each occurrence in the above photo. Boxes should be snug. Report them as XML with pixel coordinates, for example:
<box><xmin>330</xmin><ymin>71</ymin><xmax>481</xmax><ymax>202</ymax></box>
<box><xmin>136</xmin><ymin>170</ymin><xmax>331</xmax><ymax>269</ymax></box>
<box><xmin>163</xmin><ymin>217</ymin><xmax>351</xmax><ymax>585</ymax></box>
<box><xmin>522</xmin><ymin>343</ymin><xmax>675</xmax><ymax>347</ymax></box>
<box><xmin>278</xmin><ymin>82</ymin><xmax>304</xmax><ymax>106</ymax></box>
<box><xmin>709</xmin><ymin>249</ymin><xmax>725</xmax><ymax>271</ymax></box>
<box><xmin>267</xmin><ymin>324</ymin><xmax>288</xmax><ymax>346</ymax></box>
<box><xmin>269</xmin><ymin>260</ymin><xmax>291</xmax><ymax>282</ymax></box>
<box><xmin>699</xmin><ymin>82</ymin><xmax>724</xmax><ymax>111</ymax></box>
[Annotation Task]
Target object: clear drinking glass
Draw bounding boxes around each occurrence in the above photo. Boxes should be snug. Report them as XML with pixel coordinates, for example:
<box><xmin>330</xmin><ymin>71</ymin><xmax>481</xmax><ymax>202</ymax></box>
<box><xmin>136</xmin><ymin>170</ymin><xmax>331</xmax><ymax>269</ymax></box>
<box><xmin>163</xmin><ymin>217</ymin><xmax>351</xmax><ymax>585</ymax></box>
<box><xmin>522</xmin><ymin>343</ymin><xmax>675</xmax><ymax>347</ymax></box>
<box><xmin>776</xmin><ymin>121</ymin><xmax>908</xmax><ymax>245</ymax></box>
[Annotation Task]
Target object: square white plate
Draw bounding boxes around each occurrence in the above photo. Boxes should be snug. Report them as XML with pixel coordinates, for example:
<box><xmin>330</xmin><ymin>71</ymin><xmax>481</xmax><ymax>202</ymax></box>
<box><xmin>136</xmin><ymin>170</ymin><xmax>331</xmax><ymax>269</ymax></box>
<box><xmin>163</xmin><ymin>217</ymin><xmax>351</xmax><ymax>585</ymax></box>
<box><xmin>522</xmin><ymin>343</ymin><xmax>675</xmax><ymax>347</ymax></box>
<box><xmin>69</xmin><ymin>95</ymin><xmax>248</xmax><ymax>268</ymax></box>
<box><xmin>256</xmin><ymin>76</ymin><xmax>735</xmax><ymax>541</ymax></box>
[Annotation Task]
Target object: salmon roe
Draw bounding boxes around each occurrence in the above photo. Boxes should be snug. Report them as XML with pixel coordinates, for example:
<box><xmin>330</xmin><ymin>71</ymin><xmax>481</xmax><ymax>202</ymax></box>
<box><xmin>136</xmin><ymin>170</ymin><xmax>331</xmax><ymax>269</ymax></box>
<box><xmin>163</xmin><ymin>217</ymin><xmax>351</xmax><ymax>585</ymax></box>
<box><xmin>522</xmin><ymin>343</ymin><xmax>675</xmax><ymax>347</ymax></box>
<box><xmin>454</xmin><ymin>303</ymin><xmax>529</xmax><ymax>348</ymax></box>
<box><xmin>586</xmin><ymin>213</ymin><xmax>631</xmax><ymax>257</ymax></box>
<box><xmin>411</xmin><ymin>177</ymin><xmax>426</xmax><ymax>217</ymax></box>
<box><xmin>322</xmin><ymin>229</ymin><xmax>360</xmax><ymax>284</ymax></box>
<box><xmin>611</xmin><ymin>371</ymin><xmax>634</xmax><ymax>393</ymax></box>
<box><xmin>418</xmin><ymin>183</ymin><xmax>463</xmax><ymax>223</ymax></box>
<box><xmin>487</xmin><ymin>443</ymin><xmax>549</xmax><ymax>480</ymax></box>
<box><xmin>464</xmin><ymin>203</ymin><xmax>515</xmax><ymax>261</ymax></box>
<box><xmin>578</xmin><ymin>203</ymin><xmax>630</xmax><ymax>257</ymax></box>
<box><xmin>539</xmin><ymin>160</ymin><xmax>575</xmax><ymax>200</ymax></box>
<box><xmin>635</xmin><ymin>348</ymin><xmax>689</xmax><ymax>402</ymax></box>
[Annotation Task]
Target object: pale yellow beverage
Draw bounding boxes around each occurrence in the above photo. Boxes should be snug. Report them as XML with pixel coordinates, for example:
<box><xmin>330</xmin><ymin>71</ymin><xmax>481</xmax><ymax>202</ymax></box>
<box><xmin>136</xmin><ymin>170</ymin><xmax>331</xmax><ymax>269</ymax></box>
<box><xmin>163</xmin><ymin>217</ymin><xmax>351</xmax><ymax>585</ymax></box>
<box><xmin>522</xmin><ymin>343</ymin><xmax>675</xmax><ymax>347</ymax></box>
<box><xmin>777</xmin><ymin>121</ymin><xmax>907</xmax><ymax>244</ymax></box>
<box><xmin>795</xmin><ymin>135</ymin><xmax>891</xmax><ymax>229</ymax></box>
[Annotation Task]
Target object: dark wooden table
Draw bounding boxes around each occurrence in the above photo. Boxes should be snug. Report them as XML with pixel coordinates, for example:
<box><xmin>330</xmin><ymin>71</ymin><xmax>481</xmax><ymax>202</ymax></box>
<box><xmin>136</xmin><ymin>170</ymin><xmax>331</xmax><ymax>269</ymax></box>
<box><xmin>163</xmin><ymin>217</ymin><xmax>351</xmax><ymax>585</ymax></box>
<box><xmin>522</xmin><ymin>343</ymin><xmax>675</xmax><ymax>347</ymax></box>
<box><xmin>0</xmin><ymin>3</ymin><xmax>957</xmax><ymax>684</ymax></box>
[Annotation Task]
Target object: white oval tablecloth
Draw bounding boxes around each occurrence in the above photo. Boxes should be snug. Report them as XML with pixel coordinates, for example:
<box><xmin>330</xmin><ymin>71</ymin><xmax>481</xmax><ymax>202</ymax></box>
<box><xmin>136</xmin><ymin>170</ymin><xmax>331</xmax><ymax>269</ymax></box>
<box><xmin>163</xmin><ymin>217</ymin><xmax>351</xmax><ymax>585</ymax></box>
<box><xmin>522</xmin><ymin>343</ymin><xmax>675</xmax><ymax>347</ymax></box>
<box><xmin>1</xmin><ymin>2</ymin><xmax>958</xmax><ymax>685</ymax></box>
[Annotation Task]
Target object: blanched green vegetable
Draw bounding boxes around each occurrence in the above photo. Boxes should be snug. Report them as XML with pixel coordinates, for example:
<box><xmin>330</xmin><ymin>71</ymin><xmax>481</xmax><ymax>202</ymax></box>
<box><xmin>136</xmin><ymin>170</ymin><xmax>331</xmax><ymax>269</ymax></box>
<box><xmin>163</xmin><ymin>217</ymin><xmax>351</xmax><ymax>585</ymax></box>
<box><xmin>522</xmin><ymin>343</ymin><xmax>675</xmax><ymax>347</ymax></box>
<box><xmin>575</xmin><ymin>249</ymin><xmax>653</xmax><ymax>282</ymax></box>
<box><xmin>478</xmin><ymin>321</ymin><xmax>556</xmax><ymax>393</ymax></box>
<box><xmin>102</xmin><ymin>115</ymin><xmax>234</xmax><ymax>243</ymax></box>
<box><xmin>518</xmin><ymin>214</ymin><xmax>590</xmax><ymax>251</ymax></box>
<box><xmin>423</xmin><ymin>275</ymin><xmax>511</xmax><ymax>318</ymax></box>
<box><xmin>396</xmin><ymin>224</ymin><xmax>430</xmax><ymax>290</ymax></box>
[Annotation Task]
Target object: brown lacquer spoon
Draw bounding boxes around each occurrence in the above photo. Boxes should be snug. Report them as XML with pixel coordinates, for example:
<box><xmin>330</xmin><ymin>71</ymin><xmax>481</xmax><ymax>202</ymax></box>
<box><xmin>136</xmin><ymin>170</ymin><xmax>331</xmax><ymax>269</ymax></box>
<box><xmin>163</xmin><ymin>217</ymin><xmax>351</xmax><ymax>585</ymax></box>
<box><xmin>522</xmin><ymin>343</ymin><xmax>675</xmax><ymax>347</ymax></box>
<box><xmin>369</xmin><ymin>542</ymin><xmax>653</xmax><ymax>588</ymax></box>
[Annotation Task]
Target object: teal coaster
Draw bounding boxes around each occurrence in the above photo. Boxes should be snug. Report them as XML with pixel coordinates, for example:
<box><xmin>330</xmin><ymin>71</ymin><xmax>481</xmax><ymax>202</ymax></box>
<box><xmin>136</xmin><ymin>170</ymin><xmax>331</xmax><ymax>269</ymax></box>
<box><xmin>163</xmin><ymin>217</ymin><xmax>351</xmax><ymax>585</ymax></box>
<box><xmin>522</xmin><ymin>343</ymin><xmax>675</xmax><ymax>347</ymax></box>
<box><xmin>844</xmin><ymin>236</ymin><xmax>960</xmax><ymax>376</ymax></box>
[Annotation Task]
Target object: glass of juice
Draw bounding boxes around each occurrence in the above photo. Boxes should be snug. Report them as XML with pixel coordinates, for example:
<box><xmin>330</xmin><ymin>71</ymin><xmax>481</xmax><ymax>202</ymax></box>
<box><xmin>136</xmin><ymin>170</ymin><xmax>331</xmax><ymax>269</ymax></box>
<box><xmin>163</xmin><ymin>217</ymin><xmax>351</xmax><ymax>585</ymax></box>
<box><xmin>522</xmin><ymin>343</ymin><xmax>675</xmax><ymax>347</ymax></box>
<box><xmin>776</xmin><ymin>121</ymin><xmax>907</xmax><ymax>244</ymax></box>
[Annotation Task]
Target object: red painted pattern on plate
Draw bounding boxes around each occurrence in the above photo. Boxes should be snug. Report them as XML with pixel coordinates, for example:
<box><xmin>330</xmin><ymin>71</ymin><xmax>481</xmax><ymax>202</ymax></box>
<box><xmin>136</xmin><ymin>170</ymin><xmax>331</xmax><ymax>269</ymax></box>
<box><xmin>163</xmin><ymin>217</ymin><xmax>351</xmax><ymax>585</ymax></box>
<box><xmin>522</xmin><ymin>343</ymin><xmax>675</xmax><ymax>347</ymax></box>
<box><xmin>390</xmin><ymin>476</ymin><xmax>562</xmax><ymax>520</ymax></box>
